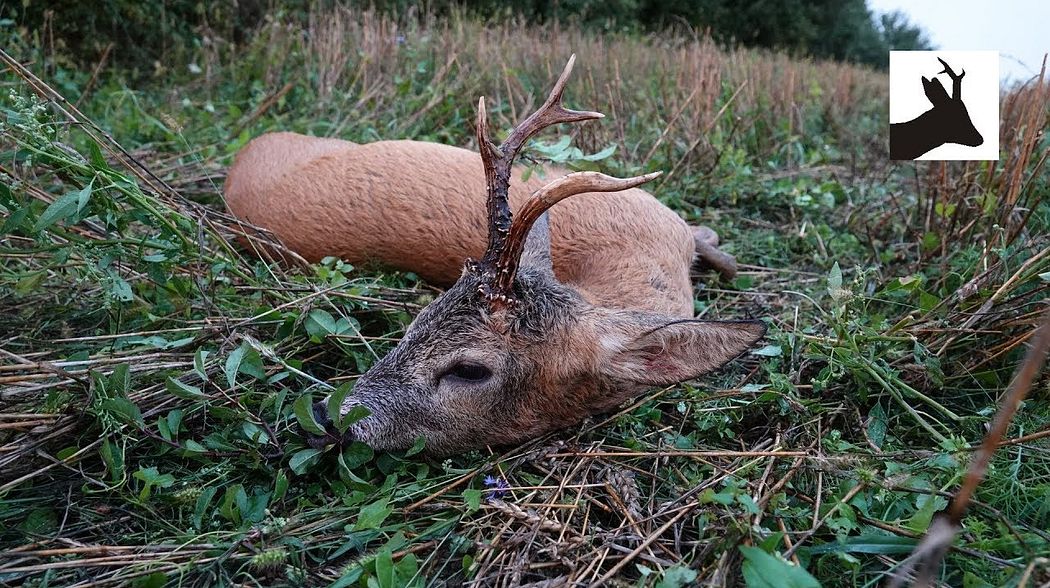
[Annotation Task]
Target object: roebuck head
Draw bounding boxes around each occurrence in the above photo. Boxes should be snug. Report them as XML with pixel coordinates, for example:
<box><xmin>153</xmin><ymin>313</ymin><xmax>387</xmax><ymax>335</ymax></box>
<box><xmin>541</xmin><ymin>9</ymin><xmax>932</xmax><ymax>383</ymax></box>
<box><xmin>918</xmin><ymin>58</ymin><xmax>983</xmax><ymax>147</ymax></box>
<box><xmin>306</xmin><ymin>56</ymin><xmax>765</xmax><ymax>455</ymax></box>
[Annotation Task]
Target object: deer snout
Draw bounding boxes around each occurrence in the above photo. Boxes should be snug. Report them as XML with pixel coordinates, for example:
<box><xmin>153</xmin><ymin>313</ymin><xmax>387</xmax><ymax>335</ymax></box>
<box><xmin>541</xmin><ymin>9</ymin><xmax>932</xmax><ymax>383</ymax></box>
<box><xmin>303</xmin><ymin>399</ymin><xmax>351</xmax><ymax>449</ymax></box>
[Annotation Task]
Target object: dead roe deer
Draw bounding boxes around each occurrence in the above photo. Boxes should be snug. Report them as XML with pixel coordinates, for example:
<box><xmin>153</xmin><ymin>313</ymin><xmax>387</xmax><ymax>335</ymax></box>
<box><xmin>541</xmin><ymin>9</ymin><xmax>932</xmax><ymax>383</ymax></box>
<box><xmin>224</xmin><ymin>56</ymin><xmax>765</xmax><ymax>455</ymax></box>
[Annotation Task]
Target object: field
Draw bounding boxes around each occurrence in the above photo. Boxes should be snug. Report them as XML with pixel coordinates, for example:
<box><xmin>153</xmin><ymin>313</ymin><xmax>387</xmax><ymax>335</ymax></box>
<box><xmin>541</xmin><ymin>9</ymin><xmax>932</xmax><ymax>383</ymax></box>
<box><xmin>1</xmin><ymin>7</ymin><xmax>1048</xmax><ymax>587</ymax></box>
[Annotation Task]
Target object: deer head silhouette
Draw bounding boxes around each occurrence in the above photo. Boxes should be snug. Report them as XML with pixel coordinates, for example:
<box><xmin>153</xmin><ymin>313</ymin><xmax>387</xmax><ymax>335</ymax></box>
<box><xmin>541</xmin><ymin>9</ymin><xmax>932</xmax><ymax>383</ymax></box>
<box><xmin>890</xmin><ymin>57</ymin><xmax>984</xmax><ymax>160</ymax></box>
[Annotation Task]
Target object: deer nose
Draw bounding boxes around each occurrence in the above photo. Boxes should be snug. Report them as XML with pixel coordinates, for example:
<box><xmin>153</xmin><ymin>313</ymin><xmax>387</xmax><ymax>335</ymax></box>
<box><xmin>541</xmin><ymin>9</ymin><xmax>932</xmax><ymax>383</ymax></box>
<box><xmin>303</xmin><ymin>400</ymin><xmax>341</xmax><ymax>449</ymax></box>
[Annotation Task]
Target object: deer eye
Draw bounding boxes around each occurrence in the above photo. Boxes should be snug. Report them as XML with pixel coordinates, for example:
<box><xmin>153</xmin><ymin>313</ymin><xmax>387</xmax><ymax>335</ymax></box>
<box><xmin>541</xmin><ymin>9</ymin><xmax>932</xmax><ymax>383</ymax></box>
<box><xmin>441</xmin><ymin>362</ymin><xmax>492</xmax><ymax>384</ymax></box>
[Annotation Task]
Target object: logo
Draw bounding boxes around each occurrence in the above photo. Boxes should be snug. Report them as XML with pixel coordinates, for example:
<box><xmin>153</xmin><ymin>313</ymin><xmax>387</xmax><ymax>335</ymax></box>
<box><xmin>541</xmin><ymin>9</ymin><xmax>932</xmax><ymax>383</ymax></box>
<box><xmin>889</xmin><ymin>51</ymin><xmax>999</xmax><ymax>161</ymax></box>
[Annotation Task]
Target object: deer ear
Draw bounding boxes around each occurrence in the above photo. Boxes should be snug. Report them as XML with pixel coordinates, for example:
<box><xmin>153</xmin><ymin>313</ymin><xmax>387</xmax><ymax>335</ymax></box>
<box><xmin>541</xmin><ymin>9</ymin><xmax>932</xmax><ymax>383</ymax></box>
<box><xmin>599</xmin><ymin>314</ymin><xmax>766</xmax><ymax>386</ymax></box>
<box><xmin>519</xmin><ymin>212</ymin><xmax>554</xmax><ymax>275</ymax></box>
<box><xmin>921</xmin><ymin>76</ymin><xmax>951</xmax><ymax>105</ymax></box>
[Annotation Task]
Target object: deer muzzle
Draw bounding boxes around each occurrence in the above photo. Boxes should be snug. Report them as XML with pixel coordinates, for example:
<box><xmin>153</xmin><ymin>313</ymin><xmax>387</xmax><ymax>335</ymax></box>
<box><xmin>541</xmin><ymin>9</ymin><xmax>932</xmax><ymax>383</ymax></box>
<box><xmin>304</xmin><ymin>399</ymin><xmax>354</xmax><ymax>449</ymax></box>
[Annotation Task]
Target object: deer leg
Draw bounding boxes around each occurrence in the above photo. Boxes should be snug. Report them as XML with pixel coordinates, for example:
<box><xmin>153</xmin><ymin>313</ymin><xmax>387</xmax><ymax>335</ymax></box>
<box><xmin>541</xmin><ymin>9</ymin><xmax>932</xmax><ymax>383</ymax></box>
<box><xmin>691</xmin><ymin>225</ymin><xmax>738</xmax><ymax>280</ymax></box>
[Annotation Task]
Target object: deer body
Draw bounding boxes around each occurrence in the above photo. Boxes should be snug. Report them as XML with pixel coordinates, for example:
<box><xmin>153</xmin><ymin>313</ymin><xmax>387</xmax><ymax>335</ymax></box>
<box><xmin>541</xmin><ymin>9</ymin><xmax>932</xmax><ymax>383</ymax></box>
<box><xmin>225</xmin><ymin>56</ymin><xmax>763</xmax><ymax>455</ymax></box>
<box><xmin>225</xmin><ymin>133</ymin><xmax>696</xmax><ymax>316</ymax></box>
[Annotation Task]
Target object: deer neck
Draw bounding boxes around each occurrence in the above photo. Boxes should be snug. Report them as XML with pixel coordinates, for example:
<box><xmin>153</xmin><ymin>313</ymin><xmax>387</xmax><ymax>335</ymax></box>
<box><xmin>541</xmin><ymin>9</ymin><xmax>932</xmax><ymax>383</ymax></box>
<box><xmin>891</xmin><ymin>109</ymin><xmax>947</xmax><ymax>159</ymax></box>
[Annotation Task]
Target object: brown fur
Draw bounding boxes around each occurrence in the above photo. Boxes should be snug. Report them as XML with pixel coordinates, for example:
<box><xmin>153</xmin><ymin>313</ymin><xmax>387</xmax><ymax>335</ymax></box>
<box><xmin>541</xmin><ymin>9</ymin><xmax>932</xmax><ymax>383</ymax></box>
<box><xmin>225</xmin><ymin>132</ymin><xmax>696</xmax><ymax>316</ymax></box>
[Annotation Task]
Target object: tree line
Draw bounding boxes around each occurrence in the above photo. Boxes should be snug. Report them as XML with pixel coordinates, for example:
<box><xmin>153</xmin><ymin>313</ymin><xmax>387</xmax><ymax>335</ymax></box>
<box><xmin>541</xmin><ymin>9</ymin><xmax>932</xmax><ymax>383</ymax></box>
<box><xmin>6</xmin><ymin>0</ymin><xmax>931</xmax><ymax>71</ymax></box>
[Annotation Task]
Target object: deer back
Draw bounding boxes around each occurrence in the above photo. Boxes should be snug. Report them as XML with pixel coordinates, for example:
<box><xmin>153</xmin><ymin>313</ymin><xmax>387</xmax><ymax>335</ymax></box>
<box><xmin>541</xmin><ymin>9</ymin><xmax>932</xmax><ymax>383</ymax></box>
<box><xmin>225</xmin><ymin>132</ymin><xmax>696</xmax><ymax>316</ymax></box>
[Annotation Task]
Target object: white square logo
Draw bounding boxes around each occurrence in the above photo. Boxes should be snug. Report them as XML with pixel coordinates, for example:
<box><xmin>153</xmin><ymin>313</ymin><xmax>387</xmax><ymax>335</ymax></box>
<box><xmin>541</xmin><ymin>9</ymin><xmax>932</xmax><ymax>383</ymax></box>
<box><xmin>889</xmin><ymin>51</ymin><xmax>999</xmax><ymax>160</ymax></box>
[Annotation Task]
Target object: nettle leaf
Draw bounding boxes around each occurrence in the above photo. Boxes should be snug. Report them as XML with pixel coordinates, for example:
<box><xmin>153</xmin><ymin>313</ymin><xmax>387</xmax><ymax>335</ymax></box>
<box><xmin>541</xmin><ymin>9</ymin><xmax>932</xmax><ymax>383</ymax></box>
<box><xmin>103</xmin><ymin>269</ymin><xmax>134</xmax><ymax>302</ymax></box>
<box><xmin>100</xmin><ymin>438</ymin><xmax>124</xmax><ymax>482</ymax></box>
<box><xmin>293</xmin><ymin>394</ymin><xmax>326</xmax><ymax>436</ymax></box>
<box><xmin>740</xmin><ymin>546</ymin><xmax>820</xmax><ymax>588</ymax></box>
<box><xmin>404</xmin><ymin>435</ymin><xmax>427</xmax><ymax>457</ymax></box>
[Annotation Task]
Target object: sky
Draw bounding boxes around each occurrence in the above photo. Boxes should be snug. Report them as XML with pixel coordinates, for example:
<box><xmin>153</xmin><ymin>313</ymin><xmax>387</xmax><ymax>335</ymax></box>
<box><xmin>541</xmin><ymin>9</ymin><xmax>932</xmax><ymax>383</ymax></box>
<box><xmin>867</xmin><ymin>0</ymin><xmax>1047</xmax><ymax>85</ymax></box>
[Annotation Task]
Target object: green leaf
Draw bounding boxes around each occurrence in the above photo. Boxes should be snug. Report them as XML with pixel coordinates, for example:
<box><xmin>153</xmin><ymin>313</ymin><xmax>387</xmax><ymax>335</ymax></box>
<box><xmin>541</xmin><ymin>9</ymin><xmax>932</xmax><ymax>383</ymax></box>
<box><xmin>354</xmin><ymin>498</ymin><xmax>392</xmax><ymax>531</ymax></box>
<box><xmin>101</xmin><ymin>397</ymin><xmax>143</xmax><ymax>426</ymax></box>
<box><xmin>193</xmin><ymin>486</ymin><xmax>218</xmax><ymax>530</ymax></box>
<box><xmin>740</xmin><ymin>546</ymin><xmax>820</xmax><ymax>588</ymax></box>
<box><xmin>328</xmin><ymin>382</ymin><xmax>353</xmax><ymax>429</ymax></box>
<box><xmin>463</xmin><ymin>488</ymin><xmax>482</xmax><ymax>512</ymax></box>
<box><xmin>133</xmin><ymin>466</ymin><xmax>174</xmax><ymax>501</ymax></box>
<box><xmin>34</xmin><ymin>190</ymin><xmax>79</xmax><ymax>231</ymax></box>
<box><xmin>224</xmin><ymin>344</ymin><xmax>246</xmax><ymax>388</ymax></box>
<box><xmin>341</xmin><ymin>441</ymin><xmax>374</xmax><ymax>470</ymax></box>
<box><xmin>15</xmin><ymin>272</ymin><xmax>45</xmax><ymax>295</ymax></box>
<box><xmin>751</xmin><ymin>344</ymin><xmax>782</xmax><ymax>357</ymax></box>
<box><xmin>75</xmin><ymin>181</ymin><xmax>93</xmax><ymax>214</ymax></box>
<box><xmin>21</xmin><ymin>508</ymin><xmax>57</xmax><ymax>535</ymax></box>
<box><xmin>100</xmin><ymin>438</ymin><xmax>124</xmax><ymax>482</ymax></box>
<box><xmin>867</xmin><ymin>404</ymin><xmax>887</xmax><ymax>449</ymax></box>
<box><xmin>827</xmin><ymin>261</ymin><xmax>846</xmax><ymax>301</ymax></box>
<box><xmin>131</xmin><ymin>572</ymin><xmax>167</xmax><ymax>588</ymax></box>
<box><xmin>404</xmin><ymin>435</ymin><xmax>426</xmax><ymax>457</ymax></box>
<box><xmin>581</xmin><ymin>144</ymin><xmax>617</xmax><ymax>161</ymax></box>
<box><xmin>394</xmin><ymin>553</ymin><xmax>418</xmax><ymax>585</ymax></box>
<box><xmin>293</xmin><ymin>394</ymin><xmax>326</xmax><ymax>436</ymax></box>
<box><xmin>241</xmin><ymin>421</ymin><xmax>270</xmax><ymax>444</ymax></box>
<box><xmin>289</xmin><ymin>448</ymin><xmax>322</xmax><ymax>475</ymax></box>
<box><xmin>808</xmin><ymin>533</ymin><xmax>917</xmax><ymax>555</ymax></box>
<box><xmin>86</xmin><ymin>138</ymin><xmax>109</xmax><ymax>169</ymax></box>
<box><xmin>340</xmin><ymin>404</ymin><xmax>371</xmax><ymax>433</ymax></box>
<box><xmin>166</xmin><ymin>377</ymin><xmax>204</xmax><ymax>400</ymax></box>
<box><xmin>656</xmin><ymin>565</ymin><xmax>698</xmax><ymax>588</ymax></box>
<box><xmin>166</xmin><ymin>409</ymin><xmax>183</xmax><ymax>438</ymax></box>
<box><xmin>109</xmin><ymin>363</ymin><xmax>130</xmax><ymax>395</ymax></box>
<box><xmin>305</xmin><ymin>309</ymin><xmax>338</xmax><ymax>339</ymax></box>
<box><xmin>194</xmin><ymin>349</ymin><xmax>210</xmax><ymax>380</ymax></box>
<box><xmin>374</xmin><ymin>549</ymin><xmax>395</xmax><ymax>588</ymax></box>
<box><xmin>273</xmin><ymin>469</ymin><xmax>289</xmax><ymax>501</ymax></box>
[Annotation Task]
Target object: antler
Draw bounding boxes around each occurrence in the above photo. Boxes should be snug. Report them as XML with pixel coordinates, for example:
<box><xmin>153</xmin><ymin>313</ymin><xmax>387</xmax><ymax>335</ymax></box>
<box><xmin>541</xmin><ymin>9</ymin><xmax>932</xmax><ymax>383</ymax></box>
<box><xmin>937</xmin><ymin>57</ymin><xmax>965</xmax><ymax>100</ymax></box>
<box><xmin>491</xmin><ymin>171</ymin><xmax>662</xmax><ymax>296</ymax></box>
<box><xmin>472</xmin><ymin>55</ymin><xmax>661</xmax><ymax>310</ymax></box>
<box><xmin>475</xmin><ymin>54</ymin><xmax>603</xmax><ymax>269</ymax></box>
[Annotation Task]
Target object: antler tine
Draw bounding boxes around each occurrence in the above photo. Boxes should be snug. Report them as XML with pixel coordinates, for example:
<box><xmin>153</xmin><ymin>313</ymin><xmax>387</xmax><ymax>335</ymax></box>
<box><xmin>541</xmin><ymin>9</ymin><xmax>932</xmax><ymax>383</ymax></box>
<box><xmin>500</xmin><ymin>54</ymin><xmax>605</xmax><ymax>161</ymax></box>
<box><xmin>937</xmin><ymin>57</ymin><xmax>965</xmax><ymax>99</ymax></box>
<box><xmin>490</xmin><ymin>171</ymin><xmax>662</xmax><ymax>298</ymax></box>
<box><xmin>475</xmin><ymin>55</ymin><xmax>604</xmax><ymax>269</ymax></box>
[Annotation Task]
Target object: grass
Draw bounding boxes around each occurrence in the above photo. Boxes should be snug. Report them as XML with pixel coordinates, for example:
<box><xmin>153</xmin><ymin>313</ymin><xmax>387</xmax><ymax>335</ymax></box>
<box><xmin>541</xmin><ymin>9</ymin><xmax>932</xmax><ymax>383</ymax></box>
<box><xmin>1</xmin><ymin>6</ymin><xmax>1048</xmax><ymax>587</ymax></box>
